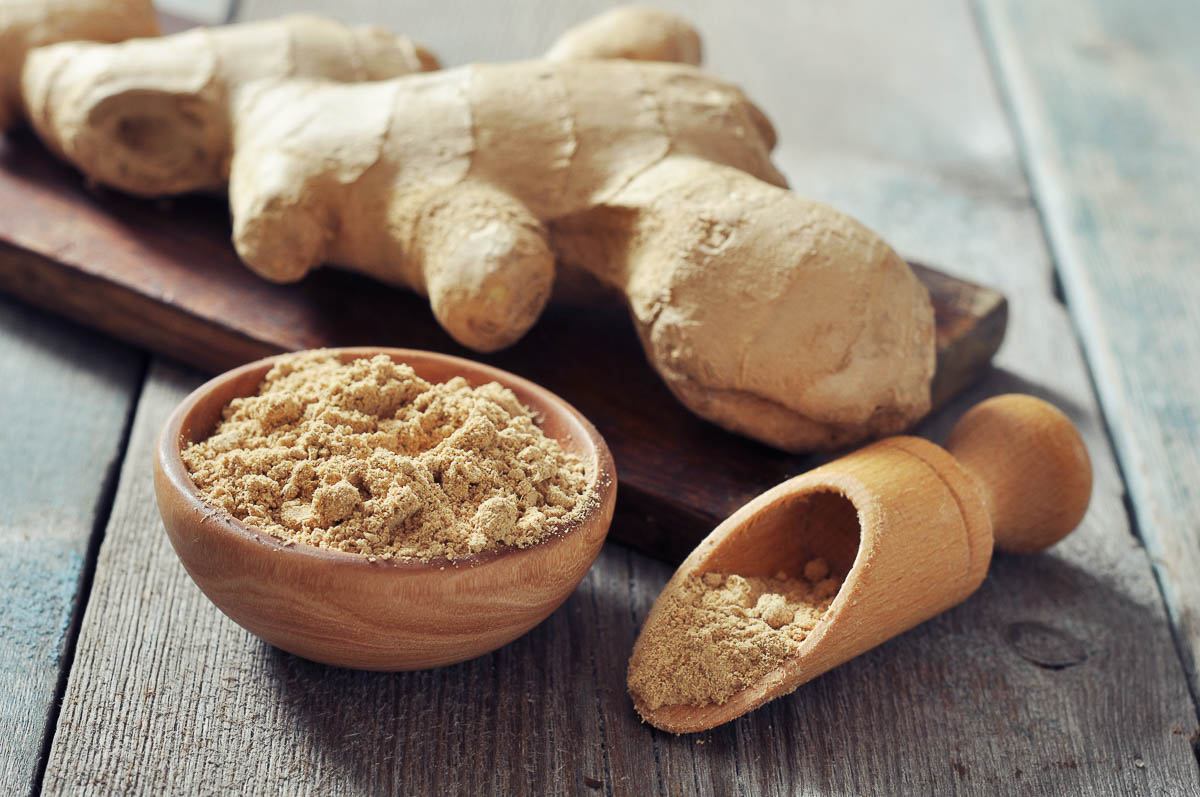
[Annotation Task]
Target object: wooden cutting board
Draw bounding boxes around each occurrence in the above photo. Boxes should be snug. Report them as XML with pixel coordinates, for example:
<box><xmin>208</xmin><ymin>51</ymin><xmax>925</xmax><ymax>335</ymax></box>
<box><xmin>0</xmin><ymin>126</ymin><xmax>1006</xmax><ymax>562</ymax></box>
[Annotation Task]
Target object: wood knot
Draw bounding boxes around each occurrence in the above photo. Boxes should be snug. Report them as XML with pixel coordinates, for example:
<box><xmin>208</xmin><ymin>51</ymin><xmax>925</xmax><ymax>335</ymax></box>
<box><xmin>1004</xmin><ymin>621</ymin><xmax>1088</xmax><ymax>669</ymax></box>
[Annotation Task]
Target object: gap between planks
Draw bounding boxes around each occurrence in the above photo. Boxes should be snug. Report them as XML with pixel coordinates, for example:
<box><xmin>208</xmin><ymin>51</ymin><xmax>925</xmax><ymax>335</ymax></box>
<box><xmin>43</xmin><ymin>361</ymin><xmax>1197</xmax><ymax>793</ymax></box>
<box><xmin>30</xmin><ymin>357</ymin><xmax>148</xmax><ymax>797</ymax></box>
<box><xmin>0</xmin><ymin>297</ymin><xmax>144</xmax><ymax>797</ymax></box>
<box><xmin>973</xmin><ymin>0</ymin><xmax>1200</xmax><ymax>719</ymax></box>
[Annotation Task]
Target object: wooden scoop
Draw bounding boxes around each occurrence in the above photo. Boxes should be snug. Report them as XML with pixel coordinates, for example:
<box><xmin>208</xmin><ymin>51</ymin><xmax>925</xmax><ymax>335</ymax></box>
<box><xmin>629</xmin><ymin>394</ymin><xmax>1092</xmax><ymax>733</ymax></box>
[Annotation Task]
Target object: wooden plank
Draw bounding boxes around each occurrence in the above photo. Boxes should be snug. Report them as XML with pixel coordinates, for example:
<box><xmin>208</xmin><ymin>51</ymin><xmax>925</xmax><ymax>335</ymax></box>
<box><xmin>154</xmin><ymin>0</ymin><xmax>232</xmax><ymax>26</ymax></box>
<box><xmin>39</xmin><ymin>0</ymin><xmax>1198</xmax><ymax>793</ymax></box>
<box><xmin>975</xmin><ymin>0</ymin><xmax>1200</xmax><ymax>705</ymax></box>
<box><xmin>40</xmin><ymin>361</ymin><xmax>1200</xmax><ymax>795</ymax></box>
<box><xmin>0</xmin><ymin>125</ymin><xmax>1005</xmax><ymax>566</ymax></box>
<box><xmin>0</xmin><ymin>297</ymin><xmax>143</xmax><ymax>795</ymax></box>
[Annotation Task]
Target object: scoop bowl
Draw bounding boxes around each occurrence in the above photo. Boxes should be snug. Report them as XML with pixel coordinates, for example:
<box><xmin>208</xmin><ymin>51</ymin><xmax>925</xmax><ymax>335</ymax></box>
<box><xmin>630</xmin><ymin>394</ymin><xmax>1091</xmax><ymax>732</ymax></box>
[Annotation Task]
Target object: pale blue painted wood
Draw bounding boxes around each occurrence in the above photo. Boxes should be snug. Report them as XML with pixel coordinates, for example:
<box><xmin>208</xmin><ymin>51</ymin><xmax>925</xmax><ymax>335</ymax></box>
<box><xmin>976</xmin><ymin>0</ymin><xmax>1200</xmax><ymax>700</ymax></box>
<box><xmin>154</xmin><ymin>0</ymin><xmax>233</xmax><ymax>25</ymax></box>
<box><xmin>0</xmin><ymin>297</ymin><xmax>143</xmax><ymax>794</ymax></box>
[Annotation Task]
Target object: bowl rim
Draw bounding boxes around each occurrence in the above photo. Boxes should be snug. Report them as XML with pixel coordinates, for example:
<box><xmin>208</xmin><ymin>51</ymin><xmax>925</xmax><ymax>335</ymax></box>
<box><xmin>156</xmin><ymin>346</ymin><xmax>616</xmax><ymax>572</ymax></box>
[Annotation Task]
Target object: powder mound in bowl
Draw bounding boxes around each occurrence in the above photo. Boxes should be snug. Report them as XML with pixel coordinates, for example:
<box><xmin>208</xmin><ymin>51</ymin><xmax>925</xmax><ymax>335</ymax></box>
<box><xmin>627</xmin><ymin>559</ymin><xmax>842</xmax><ymax>711</ymax></box>
<box><xmin>181</xmin><ymin>352</ymin><xmax>594</xmax><ymax>562</ymax></box>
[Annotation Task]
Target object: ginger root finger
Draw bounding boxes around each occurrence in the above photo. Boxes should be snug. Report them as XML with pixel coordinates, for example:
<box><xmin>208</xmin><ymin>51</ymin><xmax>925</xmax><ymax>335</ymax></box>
<box><xmin>0</xmin><ymin>0</ymin><xmax>158</xmax><ymax>130</ymax></box>
<box><xmin>553</xmin><ymin>156</ymin><xmax>935</xmax><ymax>451</ymax></box>
<box><xmin>21</xmin><ymin>14</ymin><xmax>438</xmax><ymax>196</ymax></box>
<box><xmin>231</xmin><ymin>145</ymin><xmax>555</xmax><ymax>352</ymax></box>
<box><xmin>230</xmin><ymin>73</ymin><xmax>556</xmax><ymax>352</ymax></box>
<box><xmin>545</xmin><ymin>6</ymin><xmax>702</xmax><ymax>65</ymax></box>
<box><xmin>414</xmin><ymin>184</ymin><xmax>555</xmax><ymax>353</ymax></box>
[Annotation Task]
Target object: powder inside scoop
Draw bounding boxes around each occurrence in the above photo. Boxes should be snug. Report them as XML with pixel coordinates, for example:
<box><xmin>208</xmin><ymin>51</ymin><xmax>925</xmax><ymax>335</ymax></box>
<box><xmin>627</xmin><ymin>559</ymin><xmax>842</xmax><ymax>710</ymax></box>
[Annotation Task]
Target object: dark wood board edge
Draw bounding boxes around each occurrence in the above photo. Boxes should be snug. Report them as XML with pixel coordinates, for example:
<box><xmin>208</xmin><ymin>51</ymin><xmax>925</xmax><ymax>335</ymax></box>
<box><xmin>0</xmin><ymin>224</ymin><xmax>1008</xmax><ymax>405</ymax></box>
<box><xmin>0</xmin><ymin>242</ymin><xmax>283</xmax><ymax>372</ymax></box>
<box><xmin>919</xmin><ymin>262</ymin><xmax>1009</xmax><ymax>410</ymax></box>
<box><xmin>0</xmin><ymin>232</ymin><xmax>1007</xmax><ymax>562</ymax></box>
<box><xmin>0</xmin><ymin>120</ymin><xmax>1008</xmax><ymax>564</ymax></box>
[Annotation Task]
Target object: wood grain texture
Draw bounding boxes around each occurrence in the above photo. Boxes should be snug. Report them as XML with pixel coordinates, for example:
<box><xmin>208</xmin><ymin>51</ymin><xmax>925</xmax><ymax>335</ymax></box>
<box><xmin>634</xmin><ymin>395</ymin><xmax>1094</xmax><ymax>733</ymax></box>
<box><xmin>40</xmin><ymin>363</ymin><xmax>1200</xmax><ymax>795</ymax></box>
<box><xmin>947</xmin><ymin>395</ymin><xmax>1093</xmax><ymax>553</ymax></box>
<box><xmin>975</xmin><ymin>0</ymin><xmax>1200</xmax><ymax>703</ymax></box>
<box><xmin>37</xmin><ymin>0</ymin><xmax>1199</xmax><ymax>793</ymax></box>
<box><xmin>0</xmin><ymin>126</ymin><xmax>1005</xmax><ymax>564</ymax></box>
<box><xmin>0</xmin><ymin>298</ymin><xmax>142</xmax><ymax>795</ymax></box>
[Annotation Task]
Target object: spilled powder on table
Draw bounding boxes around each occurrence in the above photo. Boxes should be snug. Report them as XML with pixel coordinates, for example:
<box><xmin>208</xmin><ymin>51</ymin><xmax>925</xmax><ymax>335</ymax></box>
<box><xmin>628</xmin><ymin>557</ymin><xmax>841</xmax><ymax>711</ymax></box>
<box><xmin>181</xmin><ymin>352</ymin><xmax>593</xmax><ymax>562</ymax></box>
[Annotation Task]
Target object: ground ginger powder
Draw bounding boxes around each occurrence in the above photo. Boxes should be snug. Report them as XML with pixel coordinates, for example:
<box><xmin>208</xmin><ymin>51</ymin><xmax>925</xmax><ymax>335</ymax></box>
<box><xmin>181</xmin><ymin>352</ymin><xmax>592</xmax><ymax>561</ymax></box>
<box><xmin>628</xmin><ymin>558</ymin><xmax>841</xmax><ymax>711</ymax></box>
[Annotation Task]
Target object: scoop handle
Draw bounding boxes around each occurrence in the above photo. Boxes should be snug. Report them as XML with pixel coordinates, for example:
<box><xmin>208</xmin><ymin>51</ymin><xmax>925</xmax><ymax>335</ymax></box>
<box><xmin>944</xmin><ymin>394</ymin><xmax>1092</xmax><ymax>553</ymax></box>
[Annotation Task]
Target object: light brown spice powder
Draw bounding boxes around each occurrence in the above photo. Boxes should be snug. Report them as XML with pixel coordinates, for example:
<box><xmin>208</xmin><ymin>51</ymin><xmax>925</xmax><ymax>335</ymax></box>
<box><xmin>181</xmin><ymin>352</ymin><xmax>593</xmax><ymax>562</ymax></box>
<box><xmin>628</xmin><ymin>558</ymin><xmax>841</xmax><ymax>710</ymax></box>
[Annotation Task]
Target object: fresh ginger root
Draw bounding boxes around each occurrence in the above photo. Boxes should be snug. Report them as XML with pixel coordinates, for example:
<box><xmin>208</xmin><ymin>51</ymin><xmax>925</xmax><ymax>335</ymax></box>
<box><xmin>551</xmin><ymin>156</ymin><xmax>934</xmax><ymax>449</ymax></box>
<box><xmin>21</xmin><ymin>14</ymin><xmax>438</xmax><ymax>195</ymax></box>
<box><xmin>18</xmin><ymin>8</ymin><xmax>935</xmax><ymax>451</ymax></box>
<box><xmin>0</xmin><ymin>0</ymin><xmax>158</xmax><ymax>130</ymax></box>
<box><xmin>545</xmin><ymin>6</ymin><xmax>701</xmax><ymax>65</ymax></box>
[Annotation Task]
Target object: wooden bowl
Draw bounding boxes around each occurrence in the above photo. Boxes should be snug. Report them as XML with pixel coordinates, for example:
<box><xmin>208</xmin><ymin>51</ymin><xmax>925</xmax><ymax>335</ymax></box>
<box><xmin>154</xmin><ymin>347</ymin><xmax>617</xmax><ymax>670</ymax></box>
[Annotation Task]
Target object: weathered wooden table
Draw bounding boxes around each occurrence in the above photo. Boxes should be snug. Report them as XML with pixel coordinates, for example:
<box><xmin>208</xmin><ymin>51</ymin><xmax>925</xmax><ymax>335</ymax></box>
<box><xmin>3</xmin><ymin>0</ymin><xmax>1199</xmax><ymax>794</ymax></box>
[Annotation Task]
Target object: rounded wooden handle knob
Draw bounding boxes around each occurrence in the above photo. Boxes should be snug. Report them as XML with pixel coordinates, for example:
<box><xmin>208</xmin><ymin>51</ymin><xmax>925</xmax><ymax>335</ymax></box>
<box><xmin>945</xmin><ymin>394</ymin><xmax>1092</xmax><ymax>553</ymax></box>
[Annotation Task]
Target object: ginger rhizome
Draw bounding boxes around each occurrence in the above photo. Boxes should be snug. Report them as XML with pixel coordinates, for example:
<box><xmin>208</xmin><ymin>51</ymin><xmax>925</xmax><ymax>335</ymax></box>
<box><xmin>545</xmin><ymin>6</ymin><xmax>702</xmax><ymax>65</ymax></box>
<box><xmin>13</xmin><ymin>7</ymin><xmax>935</xmax><ymax>452</ymax></box>
<box><xmin>0</xmin><ymin>0</ymin><xmax>158</xmax><ymax>129</ymax></box>
<box><xmin>21</xmin><ymin>13</ymin><xmax>438</xmax><ymax>195</ymax></box>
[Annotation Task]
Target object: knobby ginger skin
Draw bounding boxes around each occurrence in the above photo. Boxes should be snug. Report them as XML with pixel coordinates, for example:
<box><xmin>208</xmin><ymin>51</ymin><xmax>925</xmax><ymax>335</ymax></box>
<box><xmin>17</xmin><ymin>7</ymin><xmax>935</xmax><ymax>451</ymax></box>
<box><xmin>544</xmin><ymin>5</ymin><xmax>702</xmax><ymax>65</ymax></box>
<box><xmin>0</xmin><ymin>0</ymin><xmax>158</xmax><ymax>129</ymax></box>
<box><xmin>20</xmin><ymin>13</ymin><xmax>437</xmax><ymax>195</ymax></box>
<box><xmin>228</xmin><ymin>63</ymin><xmax>934</xmax><ymax>447</ymax></box>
